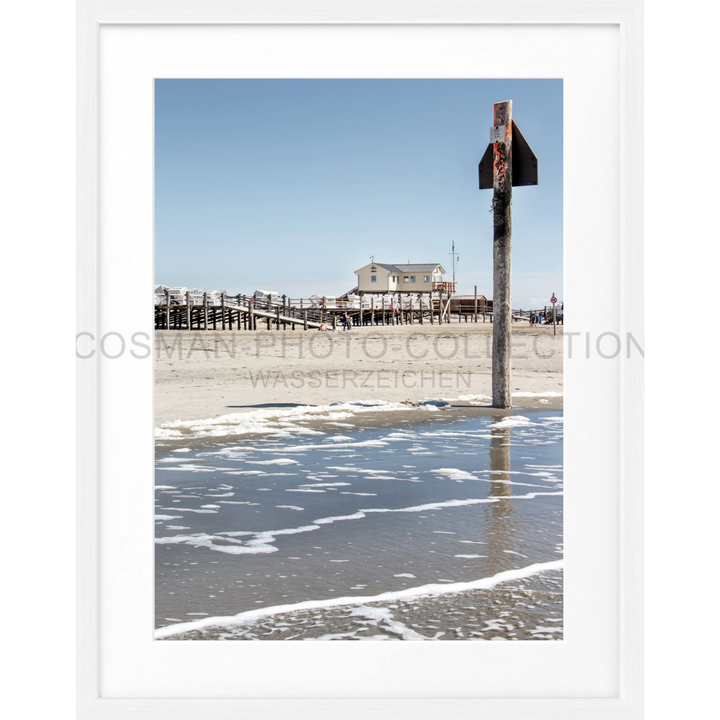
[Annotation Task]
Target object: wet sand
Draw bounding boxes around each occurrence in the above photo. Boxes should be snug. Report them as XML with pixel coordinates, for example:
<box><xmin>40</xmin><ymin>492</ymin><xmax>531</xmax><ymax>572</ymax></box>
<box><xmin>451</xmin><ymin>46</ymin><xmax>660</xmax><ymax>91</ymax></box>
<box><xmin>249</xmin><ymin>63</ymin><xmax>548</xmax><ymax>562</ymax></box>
<box><xmin>155</xmin><ymin>323</ymin><xmax>563</xmax><ymax>426</ymax></box>
<box><xmin>160</xmin><ymin>569</ymin><xmax>563</xmax><ymax>641</ymax></box>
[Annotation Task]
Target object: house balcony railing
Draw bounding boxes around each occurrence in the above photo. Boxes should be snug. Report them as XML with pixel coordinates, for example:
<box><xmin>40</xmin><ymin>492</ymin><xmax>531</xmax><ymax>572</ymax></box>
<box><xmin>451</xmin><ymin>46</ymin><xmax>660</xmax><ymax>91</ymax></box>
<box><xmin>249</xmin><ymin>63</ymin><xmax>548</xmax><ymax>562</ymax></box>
<box><xmin>432</xmin><ymin>281</ymin><xmax>456</xmax><ymax>294</ymax></box>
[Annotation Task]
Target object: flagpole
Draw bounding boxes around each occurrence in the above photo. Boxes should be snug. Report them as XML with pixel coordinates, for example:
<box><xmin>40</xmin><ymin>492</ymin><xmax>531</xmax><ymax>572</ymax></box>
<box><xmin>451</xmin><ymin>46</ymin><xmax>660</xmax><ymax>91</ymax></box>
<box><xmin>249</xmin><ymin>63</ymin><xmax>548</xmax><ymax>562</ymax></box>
<box><xmin>449</xmin><ymin>241</ymin><xmax>458</xmax><ymax>287</ymax></box>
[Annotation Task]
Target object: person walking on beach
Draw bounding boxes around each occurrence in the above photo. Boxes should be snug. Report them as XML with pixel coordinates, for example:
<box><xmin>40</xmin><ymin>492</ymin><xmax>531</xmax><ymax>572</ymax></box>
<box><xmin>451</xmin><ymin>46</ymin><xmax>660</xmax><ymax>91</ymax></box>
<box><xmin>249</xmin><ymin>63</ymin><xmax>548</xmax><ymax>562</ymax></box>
<box><xmin>342</xmin><ymin>311</ymin><xmax>351</xmax><ymax>331</ymax></box>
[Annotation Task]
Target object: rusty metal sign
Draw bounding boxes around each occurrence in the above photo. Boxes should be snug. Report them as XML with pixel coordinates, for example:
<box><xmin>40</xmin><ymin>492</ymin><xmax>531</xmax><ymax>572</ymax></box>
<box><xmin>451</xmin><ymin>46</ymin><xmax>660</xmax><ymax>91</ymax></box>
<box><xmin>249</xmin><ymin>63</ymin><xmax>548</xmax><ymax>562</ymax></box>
<box><xmin>479</xmin><ymin>120</ymin><xmax>538</xmax><ymax>189</ymax></box>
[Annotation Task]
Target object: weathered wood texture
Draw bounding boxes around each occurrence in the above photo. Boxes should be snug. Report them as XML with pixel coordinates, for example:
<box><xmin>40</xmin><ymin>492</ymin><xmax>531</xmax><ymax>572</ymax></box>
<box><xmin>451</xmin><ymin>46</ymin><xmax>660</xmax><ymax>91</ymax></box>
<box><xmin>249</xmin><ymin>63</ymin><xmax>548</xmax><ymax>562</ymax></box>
<box><xmin>492</xmin><ymin>100</ymin><xmax>513</xmax><ymax>409</ymax></box>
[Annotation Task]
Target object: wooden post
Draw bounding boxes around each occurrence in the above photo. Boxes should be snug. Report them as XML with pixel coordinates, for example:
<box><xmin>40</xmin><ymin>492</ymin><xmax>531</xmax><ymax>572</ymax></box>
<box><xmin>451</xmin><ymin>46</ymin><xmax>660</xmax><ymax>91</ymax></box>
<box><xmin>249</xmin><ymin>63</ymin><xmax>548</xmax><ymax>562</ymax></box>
<box><xmin>474</xmin><ymin>285</ymin><xmax>478</xmax><ymax>323</ymax></box>
<box><xmin>203</xmin><ymin>292</ymin><xmax>208</xmax><ymax>330</ymax></box>
<box><xmin>303</xmin><ymin>309</ymin><xmax>308</xmax><ymax>330</ymax></box>
<box><xmin>492</xmin><ymin>99</ymin><xmax>513</xmax><ymax>408</ymax></box>
<box><xmin>276</xmin><ymin>306</ymin><xmax>281</xmax><ymax>330</ymax></box>
<box><xmin>165</xmin><ymin>290</ymin><xmax>170</xmax><ymax>330</ymax></box>
<box><xmin>371</xmin><ymin>296</ymin><xmax>375</xmax><ymax>325</ymax></box>
<box><xmin>359</xmin><ymin>293</ymin><xmax>363</xmax><ymax>326</ymax></box>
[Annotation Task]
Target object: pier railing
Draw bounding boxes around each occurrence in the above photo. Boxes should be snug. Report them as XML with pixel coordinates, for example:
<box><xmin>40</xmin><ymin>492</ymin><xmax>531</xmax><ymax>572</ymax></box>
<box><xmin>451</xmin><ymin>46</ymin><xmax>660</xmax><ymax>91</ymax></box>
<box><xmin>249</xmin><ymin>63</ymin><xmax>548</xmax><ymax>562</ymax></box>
<box><xmin>154</xmin><ymin>289</ymin><xmax>562</xmax><ymax>330</ymax></box>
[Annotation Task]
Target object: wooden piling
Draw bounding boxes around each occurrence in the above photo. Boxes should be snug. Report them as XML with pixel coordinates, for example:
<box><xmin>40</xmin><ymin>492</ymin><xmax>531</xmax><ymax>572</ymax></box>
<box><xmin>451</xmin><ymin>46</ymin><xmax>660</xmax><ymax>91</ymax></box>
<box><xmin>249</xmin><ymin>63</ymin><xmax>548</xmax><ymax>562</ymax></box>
<box><xmin>491</xmin><ymin>99</ymin><xmax>513</xmax><ymax>409</ymax></box>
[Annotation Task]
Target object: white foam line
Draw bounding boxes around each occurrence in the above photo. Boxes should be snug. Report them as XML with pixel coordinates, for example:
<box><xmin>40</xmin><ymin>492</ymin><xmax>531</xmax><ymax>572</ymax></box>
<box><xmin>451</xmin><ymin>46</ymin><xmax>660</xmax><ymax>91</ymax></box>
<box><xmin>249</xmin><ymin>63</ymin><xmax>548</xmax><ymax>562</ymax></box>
<box><xmin>441</xmin><ymin>394</ymin><xmax>492</xmax><ymax>402</ymax></box>
<box><xmin>251</xmin><ymin>439</ymin><xmax>389</xmax><ymax>453</ymax></box>
<box><xmin>155</xmin><ymin>400</ymin><xmax>413</xmax><ymax>441</ymax></box>
<box><xmin>157</xmin><ymin>524</ymin><xmax>322</xmax><ymax>556</ymax></box>
<box><xmin>314</xmin><ymin>512</ymin><xmax>367</xmax><ymax>525</ymax></box>
<box><xmin>156</xmin><ymin>490</ymin><xmax>563</xmax><ymax>554</ymax></box>
<box><xmin>161</xmin><ymin>465</ymin><xmax>215</xmax><ymax>472</ymax></box>
<box><xmin>358</xmin><ymin>490</ymin><xmax>563</xmax><ymax>515</ymax></box>
<box><xmin>160</xmin><ymin>507</ymin><xmax>218</xmax><ymax>514</ymax></box>
<box><xmin>154</xmin><ymin>559</ymin><xmax>564</xmax><ymax>639</ymax></box>
<box><xmin>490</xmin><ymin>416</ymin><xmax>533</xmax><ymax>428</ymax></box>
<box><xmin>299</xmin><ymin>482</ymin><xmax>351</xmax><ymax>488</ymax></box>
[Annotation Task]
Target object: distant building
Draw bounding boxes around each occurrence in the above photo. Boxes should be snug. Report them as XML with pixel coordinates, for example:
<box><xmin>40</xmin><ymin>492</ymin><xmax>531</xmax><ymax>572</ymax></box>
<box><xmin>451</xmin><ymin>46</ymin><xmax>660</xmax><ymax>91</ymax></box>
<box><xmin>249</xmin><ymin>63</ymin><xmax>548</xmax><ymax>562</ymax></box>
<box><xmin>354</xmin><ymin>262</ymin><xmax>449</xmax><ymax>294</ymax></box>
<box><xmin>450</xmin><ymin>294</ymin><xmax>490</xmax><ymax>314</ymax></box>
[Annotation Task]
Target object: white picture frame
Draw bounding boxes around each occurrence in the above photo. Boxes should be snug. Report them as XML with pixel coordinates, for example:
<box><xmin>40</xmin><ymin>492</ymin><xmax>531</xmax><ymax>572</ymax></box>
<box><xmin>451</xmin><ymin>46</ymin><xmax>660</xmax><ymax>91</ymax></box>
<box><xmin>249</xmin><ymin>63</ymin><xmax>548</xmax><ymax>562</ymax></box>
<box><xmin>77</xmin><ymin>1</ymin><xmax>643</xmax><ymax>718</ymax></box>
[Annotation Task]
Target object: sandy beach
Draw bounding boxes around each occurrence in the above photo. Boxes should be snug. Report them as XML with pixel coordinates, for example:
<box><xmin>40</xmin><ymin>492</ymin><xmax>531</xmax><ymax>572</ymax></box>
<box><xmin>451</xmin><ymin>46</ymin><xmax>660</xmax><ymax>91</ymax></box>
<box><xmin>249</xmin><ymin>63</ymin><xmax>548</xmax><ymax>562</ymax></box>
<box><xmin>155</xmin><ymin>322</ymin><xmax>563</xmax><ymax>426</ymax></box>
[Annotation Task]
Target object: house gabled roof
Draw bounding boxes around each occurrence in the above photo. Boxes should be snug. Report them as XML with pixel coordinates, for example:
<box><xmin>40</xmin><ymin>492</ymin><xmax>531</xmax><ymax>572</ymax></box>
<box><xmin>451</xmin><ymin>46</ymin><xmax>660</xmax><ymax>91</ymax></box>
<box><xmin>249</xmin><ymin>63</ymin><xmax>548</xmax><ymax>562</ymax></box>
<box><xmin>393</xmin><ymin>264</ymin><xmax>444</xmax><ymax>273</ymax></box>
<box><xmin>356</xmin><ymin>262</ymin><xmax>445</xmax><ymax>274</ymax></box>
<box><xmin>375</xmin><ymin>263</ymin><xmax>402</xmax><ymax>272</ymax></box>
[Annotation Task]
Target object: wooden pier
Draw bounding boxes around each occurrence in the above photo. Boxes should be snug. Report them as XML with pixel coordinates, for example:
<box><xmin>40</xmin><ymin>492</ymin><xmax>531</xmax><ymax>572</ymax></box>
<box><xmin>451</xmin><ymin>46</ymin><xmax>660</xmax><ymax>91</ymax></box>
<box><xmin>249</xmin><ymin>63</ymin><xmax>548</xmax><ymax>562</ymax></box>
<box><xmin>154</xmin><ymin>290</ymin><xmax>498</xmax><ymax>330</ymax></box>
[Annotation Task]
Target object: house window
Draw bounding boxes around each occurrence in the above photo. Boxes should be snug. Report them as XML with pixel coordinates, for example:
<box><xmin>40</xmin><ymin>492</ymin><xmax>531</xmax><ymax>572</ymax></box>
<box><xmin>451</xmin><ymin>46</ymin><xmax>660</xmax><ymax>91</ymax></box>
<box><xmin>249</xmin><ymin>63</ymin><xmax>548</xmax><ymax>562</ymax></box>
<box><xmin>371</xmin><ymin>275</ymin><xmax>377</xmax><ymax>283</ymax></box>
<box><xmin>403</xmin><ymin>276</ymin><xmax>409</xmax><ymax>283</ymax></box>
<box><xmin>391</xmin><ymin>275</ymin><xmax>397</xmax><ymax>282</ymax></box>
<box><xmin>423</xmin><ymin>275</ymin><xmax>430</xmax><ymax>283</ymax></box>
<box><xmin>410</xmin><ymin>276</ymin><xmax>416</xmax><ymax>283</ymax></box>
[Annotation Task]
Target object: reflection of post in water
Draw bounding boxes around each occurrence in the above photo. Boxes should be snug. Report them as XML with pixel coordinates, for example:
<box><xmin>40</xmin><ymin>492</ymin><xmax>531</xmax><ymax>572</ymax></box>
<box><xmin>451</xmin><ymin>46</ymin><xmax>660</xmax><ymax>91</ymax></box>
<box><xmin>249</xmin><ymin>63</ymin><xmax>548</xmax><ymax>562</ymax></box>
<box><xmin>489</xmin><ymin>421</ymin><xmax>513</xmax><ymax>498</ymax></box>
<box><xmin>484</xmin><ymin>417</ymin><xmax>517</xmax><ymax>572</ymax></box>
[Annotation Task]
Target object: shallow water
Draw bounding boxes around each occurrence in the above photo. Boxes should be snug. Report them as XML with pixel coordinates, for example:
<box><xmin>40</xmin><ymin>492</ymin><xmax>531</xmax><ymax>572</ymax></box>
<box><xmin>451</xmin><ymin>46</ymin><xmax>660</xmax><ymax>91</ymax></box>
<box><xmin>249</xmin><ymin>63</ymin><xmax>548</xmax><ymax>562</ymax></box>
<box><xmin>155</xmin><ymin>407</ymin><xmax>563</xmax><ymax>639</ymax></box>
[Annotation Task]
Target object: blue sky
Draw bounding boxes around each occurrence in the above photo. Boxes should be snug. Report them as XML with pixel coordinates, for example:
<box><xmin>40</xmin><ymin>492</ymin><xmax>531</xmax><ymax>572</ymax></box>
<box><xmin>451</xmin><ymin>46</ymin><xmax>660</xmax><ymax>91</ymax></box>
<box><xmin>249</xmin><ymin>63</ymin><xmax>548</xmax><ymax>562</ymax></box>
<box><xmin>155</xmin><ymin>79</ymin><xmax>562</xmax><ymax>308</ymax></box>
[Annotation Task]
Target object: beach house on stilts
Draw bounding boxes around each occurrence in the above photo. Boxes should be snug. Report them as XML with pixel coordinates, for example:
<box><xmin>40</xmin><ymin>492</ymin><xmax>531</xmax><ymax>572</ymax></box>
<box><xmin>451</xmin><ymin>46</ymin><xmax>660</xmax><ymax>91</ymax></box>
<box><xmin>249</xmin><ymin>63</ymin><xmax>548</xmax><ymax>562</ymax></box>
<box><xmin>353</xmin><ymin>260</ymin><xmax>453</xmax><ymax>295</ymax></box>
